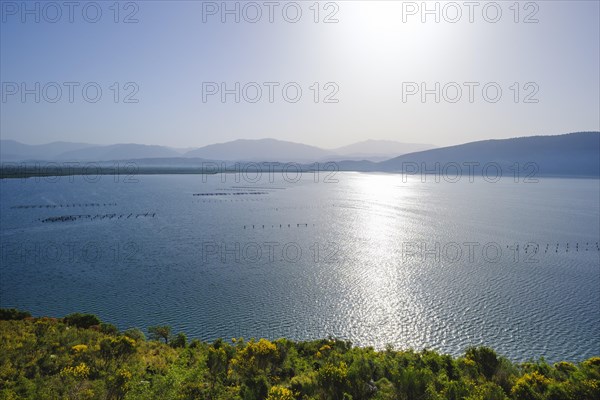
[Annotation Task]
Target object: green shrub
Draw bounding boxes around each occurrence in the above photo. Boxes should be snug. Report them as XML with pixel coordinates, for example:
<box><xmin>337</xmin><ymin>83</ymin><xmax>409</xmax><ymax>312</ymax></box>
<box><xmin>63</xmin><ymin>313</ymin><xmax>101</xmax><ymax>329</ymax></box>
<box><xmin>0</xmin><ymin>308</ymin><xmax>31</xmax><ymax>320</ymax></box>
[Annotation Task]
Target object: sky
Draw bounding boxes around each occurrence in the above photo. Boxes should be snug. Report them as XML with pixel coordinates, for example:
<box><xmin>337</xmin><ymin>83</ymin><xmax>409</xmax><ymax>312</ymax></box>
<box><xmin>1</xmin><ymin>0</ymin><xmax>599</xmax><ymax>149</ymax></box>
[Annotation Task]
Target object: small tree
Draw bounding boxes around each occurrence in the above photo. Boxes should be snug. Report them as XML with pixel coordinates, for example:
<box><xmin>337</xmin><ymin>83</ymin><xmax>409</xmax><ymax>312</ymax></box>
<box><xmin>100</xmin><ymin>337</ymin><xmax>136</xmax><ymax>361</ymax></box>
<box><xmin>171</xmin><ymin>332</ymin><xmax>187</xmax><ymax>348</ymax></box>
<box><xmin>100</xmin><ymin>323</ymin><xmax>119</xmax><ymax>335</ymax></box>
<box><xmin>266</xmin><ymin>386</ymin><xmax>295</xmax><ymax>400</ymax></box>
<box><xmin>148</xmin><ymin>325</ymin><xmax>171</xmax><ymax>344</ymax></box>
<box><xmin>465</xmin><ymin>346</ymin><xmax>500</xmax><ymax>380</ymax></box>
<box><xmin>317</xmin><ymin>361</ymin><xmax>349</xmax><ymax>400</ymax></box>
<box><xmin>123</xmin><ymin>328</ymin><xmax>146</xmax><ymax>341</ymax></box>
<box><xmin>64</xmin><ymin>313</ymin><xmax>101</xmax><ymax>329</ymax></box>
<box><xmin>0</xmin><ymin>308</ymin><xmax>31</xmax><ymax>320</ymax></box>
<box><xmin>511</xmin><ymin>371</ymin><xmax>552</xmax><ymax>399</ymax></box>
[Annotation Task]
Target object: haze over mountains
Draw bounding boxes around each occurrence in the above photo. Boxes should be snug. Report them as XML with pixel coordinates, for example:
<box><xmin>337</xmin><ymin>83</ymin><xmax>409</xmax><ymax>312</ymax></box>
<box><xmin>0</xmin><ymin>141</ymin><xmax>96</xmax><ymax>161</ymax></box>
<box><xmin>0</xmin><ymin>138</ymin><xmax>436</xmax><ymax>163</ymax></box>
<box><xmin>329</xmin><ymin>140</ymin><xmax>435</xmax><ymax>161</ymax></box>
<box><xmin>184</xmin><ymin>139</ymin><xmax>333</xmax><ymax>162</ymax></box>
<box><xmin>1</xmin><ymin>132</ymin><xmax>598</xmax><ymax>176</ymax></box>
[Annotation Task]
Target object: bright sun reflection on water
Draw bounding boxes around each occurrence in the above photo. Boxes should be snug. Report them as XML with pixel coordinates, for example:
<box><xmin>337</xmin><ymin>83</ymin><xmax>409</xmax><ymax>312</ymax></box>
<box><xmin>341</xmin><ymin>174</ymin><xmax>429</xmax><ymax>349</ymax></box>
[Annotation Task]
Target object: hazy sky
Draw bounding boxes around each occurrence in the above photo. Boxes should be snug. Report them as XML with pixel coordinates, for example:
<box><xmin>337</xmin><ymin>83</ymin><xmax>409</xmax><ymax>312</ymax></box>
<box><xmin>1</xmin><ymin>1</ymin><xmax>599</xmax><ymax>148</ymax></box>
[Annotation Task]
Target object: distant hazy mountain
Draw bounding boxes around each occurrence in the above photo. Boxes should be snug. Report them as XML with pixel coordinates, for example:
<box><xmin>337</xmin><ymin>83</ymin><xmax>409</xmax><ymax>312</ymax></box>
<box><xmin>0</xmin><ymin>141</ymin><xmax>184</xmax><ymax>162</ymax></box>
<box><xmin>379</xmin><ymin>132</ymin><xmax>600</xmax><ymax>177</ymax></box>
<box><xmin>184</xmin><ymin>138</ymin><xmax>334</xmax><ymax>162</ymax></box>
<box><xmin>331</xmin><ymin>139</ymin><xmax>436</xmax><ymax>161</ymax></box>
<box><xmin>56</xmin><ymin>144</ymin><xmax>182</xmax><ymax>161</ymax></box>
<box><xmin>185</xmin><ymin>138</ymin><xmax>435</xmax><ymax>162</ymax></box>
<box><xmin>1</xmin><ymin>138</ymin><xmax>435</xmax><ymax>163</ymax></box>
<box><xmin>0</xmin><ymin>140</ymin><xmax>95</xmax><ymax>161</ymax></box>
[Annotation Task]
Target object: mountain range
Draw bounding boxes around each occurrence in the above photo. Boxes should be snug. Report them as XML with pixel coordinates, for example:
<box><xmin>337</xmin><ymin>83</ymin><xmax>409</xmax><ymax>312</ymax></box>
<box><xmin>1</xmin><ymin>132</ymin><xmax>598</xmax><ymax>177</ymax></box>
<box><xmin>0</xmin><ymin>139</ymin><xmax>435</xmax><ymax>163</ymax></box>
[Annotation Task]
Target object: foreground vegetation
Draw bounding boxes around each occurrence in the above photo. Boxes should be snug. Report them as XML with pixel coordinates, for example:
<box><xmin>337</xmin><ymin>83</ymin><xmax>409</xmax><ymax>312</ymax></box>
<box><xmin>0</xmin><ymin>309</ymin><xmax>598</xmax><ymax>400</ymax></box>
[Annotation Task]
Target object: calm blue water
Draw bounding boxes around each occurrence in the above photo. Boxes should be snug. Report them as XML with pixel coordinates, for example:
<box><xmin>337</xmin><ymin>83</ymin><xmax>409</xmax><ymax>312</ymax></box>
<box><xmin>1</xmin><ymin>172</ymin><xmax>599</xmax><ymax>362</ymax></box>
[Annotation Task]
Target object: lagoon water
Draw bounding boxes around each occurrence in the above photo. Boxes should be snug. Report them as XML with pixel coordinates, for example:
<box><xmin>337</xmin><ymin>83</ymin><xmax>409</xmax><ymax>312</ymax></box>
<box><xmin>1</xmin><ymin>172</ymin><xmax>599</xmax><ymax>362</ymax></box>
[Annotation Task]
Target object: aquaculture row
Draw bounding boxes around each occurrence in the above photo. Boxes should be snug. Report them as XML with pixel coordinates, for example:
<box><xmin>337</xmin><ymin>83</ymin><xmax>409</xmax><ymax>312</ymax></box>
<box><xmin>249</xmin><ymin>205</ymin><xmax>333</xmax><ymax>212</ymax></box>
<box><xmin>38</xmin><ymin>212</ymin><xmax>156</xmax><ymax>223</ymax></box>
<box><xmin>196</xmin><ymin>198</ymin><xmax>268</xmax><ymax>203</ymax></box>
<box><xmin>519</xmin><ymin>242</ymin><xmax>600</xmax><ymax>253</ymax></box>
<box><xmin>229</xmin><ymin>186</ymin><xmax>287</xmax><ymax>190</ymax></box>
<box><xmin>243</xmin><ymin>223</ymin><xmax>314</xmax><ymax>229</ymax></box>
<box><xmin>192</xmin><ymin>192</ymin><xmax>269</xmax><ymax>196</ymax></box>
<box><xmin>11</xmin><ymin>203</ymin><xmax>117</xmax><ymax>209</ymax></box>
